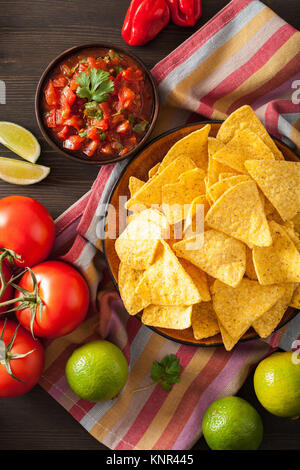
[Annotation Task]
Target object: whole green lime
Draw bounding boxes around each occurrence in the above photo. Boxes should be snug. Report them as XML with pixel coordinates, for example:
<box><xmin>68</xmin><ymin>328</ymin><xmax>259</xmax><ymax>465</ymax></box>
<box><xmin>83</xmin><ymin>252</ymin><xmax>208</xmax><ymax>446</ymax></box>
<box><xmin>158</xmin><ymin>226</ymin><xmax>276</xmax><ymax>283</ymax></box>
<box><xmin>65</xmin><ymin>340</ymin><xmax>128</xmax><ymax>402</ymax></box>
<box><xmin>202</xmin><ymin>396</ymin><xmax>263</xmax><ymax>450</ymax></box>
<box><xmin>254</xmin><ymin>351</ymin><xmax>300</xmax><ymax>418</ymax></box>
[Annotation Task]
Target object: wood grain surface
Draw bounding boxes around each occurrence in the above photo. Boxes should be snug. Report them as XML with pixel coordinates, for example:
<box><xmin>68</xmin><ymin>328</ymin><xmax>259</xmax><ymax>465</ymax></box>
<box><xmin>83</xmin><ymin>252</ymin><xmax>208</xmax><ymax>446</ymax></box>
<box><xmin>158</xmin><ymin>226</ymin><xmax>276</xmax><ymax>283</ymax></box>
<box><xmin>0</xmin><ymin>0</ymin><xmax>299</xmax><ymax>451</ymax></box>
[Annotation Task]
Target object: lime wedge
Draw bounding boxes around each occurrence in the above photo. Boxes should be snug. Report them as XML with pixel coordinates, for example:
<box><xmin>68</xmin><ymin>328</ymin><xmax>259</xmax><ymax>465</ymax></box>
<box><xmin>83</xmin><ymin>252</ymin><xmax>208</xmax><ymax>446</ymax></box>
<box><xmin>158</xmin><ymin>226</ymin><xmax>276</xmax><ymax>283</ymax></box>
<box><xmin>0</xmin><ymin>157</ymin><xmax>50</xmax><ymax>185</ymax></box>
<box><xmin>0</xmin><ymin>121</ymin><xmax>41</xmax><ymax>163</ymax></box>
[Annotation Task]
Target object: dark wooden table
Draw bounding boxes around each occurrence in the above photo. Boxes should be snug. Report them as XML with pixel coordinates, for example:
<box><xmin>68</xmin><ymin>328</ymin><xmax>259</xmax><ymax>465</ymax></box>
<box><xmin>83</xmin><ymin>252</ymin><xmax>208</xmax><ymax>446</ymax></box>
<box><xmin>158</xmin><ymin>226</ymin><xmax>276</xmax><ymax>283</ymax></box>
<box><xmin>0</xmin><ymin>0</ymin><xmax>299</xmax><ymax>451</ymax></box>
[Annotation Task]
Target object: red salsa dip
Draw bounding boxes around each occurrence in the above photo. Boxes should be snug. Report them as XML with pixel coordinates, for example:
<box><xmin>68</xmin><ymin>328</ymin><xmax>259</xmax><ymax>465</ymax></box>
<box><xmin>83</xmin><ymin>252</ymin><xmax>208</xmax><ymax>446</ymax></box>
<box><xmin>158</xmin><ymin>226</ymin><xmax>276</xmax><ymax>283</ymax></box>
<box><xmin>42</xmin><ymin>48</ymin><xmax>154</xmax><ymax>158</ymax></box>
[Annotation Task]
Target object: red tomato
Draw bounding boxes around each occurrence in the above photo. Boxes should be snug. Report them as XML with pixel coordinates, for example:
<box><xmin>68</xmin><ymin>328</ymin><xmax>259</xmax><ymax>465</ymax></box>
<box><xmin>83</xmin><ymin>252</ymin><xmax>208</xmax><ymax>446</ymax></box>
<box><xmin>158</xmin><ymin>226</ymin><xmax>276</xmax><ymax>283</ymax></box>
<box><xmin>44</xmin><ymin>80</ymin><xmax>58</xmax><ymax>107</ymax></box>
<box><xmin>116</xmin><ymin>120</ymin><xmax>130</xmax><ymax>134</ymax></box>
<box><xmin>63</xmin><ymin>135</ymin><xmax>84</xmax><ymax>150</ymax></box>
<box><xmin>83</xmin><ymin>140</ymin><xmax>98</xmax><ymax>157</ymax></box>
<box><xmin>0</xmin><ymin>320</ymin><xmax>44</xmax><ymax>398</ymax></box>
<box><xmin>0</xmin><ymin>262</ymin><xmax>13</xmax><ymax>314</ymax></box>
<box><xmin>16</xmin><ymin>261</ymin><xmax>90</xmax><ymax>338</ymax></box>
<box><xmin>0</xmin><ymin>196</ymin><xmax>55</xmax><ymax>267</ymax></box>
<box><xmin>57</xmin><ymin>125</ymin><xmax>70</xmax><ymax>140</ymax></box>
<box><xmin>46</xmin><ymin>109</ymin><xmax>57</xmax><ymax>128</ymax></box>
<box><xmin>118</xmin><ymin>86</ymin><xmax>136</xmax><ymax>109</ymax></box>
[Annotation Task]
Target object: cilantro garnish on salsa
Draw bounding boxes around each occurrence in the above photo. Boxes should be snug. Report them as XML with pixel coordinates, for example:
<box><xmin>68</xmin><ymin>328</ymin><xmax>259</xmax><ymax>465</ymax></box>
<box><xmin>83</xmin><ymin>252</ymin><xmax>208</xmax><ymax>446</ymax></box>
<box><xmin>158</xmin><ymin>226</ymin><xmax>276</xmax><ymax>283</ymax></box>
<box><xmin>43</xmin><ymin>48</ymin><xmax>153</xmax><ymax>158</ymax></box>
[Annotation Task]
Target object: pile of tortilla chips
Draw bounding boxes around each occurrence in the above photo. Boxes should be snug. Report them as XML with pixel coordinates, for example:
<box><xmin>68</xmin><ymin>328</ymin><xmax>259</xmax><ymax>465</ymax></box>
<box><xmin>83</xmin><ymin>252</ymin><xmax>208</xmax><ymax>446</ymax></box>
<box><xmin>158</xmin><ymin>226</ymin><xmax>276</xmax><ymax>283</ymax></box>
<box><xmin>115</xmin><ymin>105</ymin><xmax>300</xmax><ymax>351</ymax></box>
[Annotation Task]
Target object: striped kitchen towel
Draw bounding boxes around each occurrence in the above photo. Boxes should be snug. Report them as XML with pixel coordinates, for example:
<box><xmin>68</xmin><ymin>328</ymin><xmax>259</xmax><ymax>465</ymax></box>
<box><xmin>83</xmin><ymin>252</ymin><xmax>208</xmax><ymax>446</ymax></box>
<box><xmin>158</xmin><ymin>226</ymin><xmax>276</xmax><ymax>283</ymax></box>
<box><xmin>39</xmin><ymin>0</ymin><xmax>300</xmax><ymax>450</ymax></box>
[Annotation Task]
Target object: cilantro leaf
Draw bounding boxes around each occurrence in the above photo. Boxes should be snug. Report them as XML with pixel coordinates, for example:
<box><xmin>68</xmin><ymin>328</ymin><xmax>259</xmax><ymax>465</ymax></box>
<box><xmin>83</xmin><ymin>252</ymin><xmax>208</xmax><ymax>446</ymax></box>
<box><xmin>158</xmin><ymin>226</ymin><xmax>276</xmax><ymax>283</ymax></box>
<box><xmin>150</xmin><ymin>354</ymin><xmax>182</xmax><ymax>392</ymax></box>
<box><xmin>75</xmin><ymin>69</ymin><xmax>114</xmax><ymax>103</ymax></box>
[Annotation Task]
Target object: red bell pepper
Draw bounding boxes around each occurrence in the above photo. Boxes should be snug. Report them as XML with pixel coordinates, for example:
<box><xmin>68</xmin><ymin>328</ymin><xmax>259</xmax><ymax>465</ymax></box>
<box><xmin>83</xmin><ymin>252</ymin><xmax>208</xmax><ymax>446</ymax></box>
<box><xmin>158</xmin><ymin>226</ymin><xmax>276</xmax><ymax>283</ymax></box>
<box><xmin>166</xmin><ymin>0</ymin><xmax>202</xmax><ymax>27</ymax></box>
<box><xmin>122</xmin><ymin>0</ymin><xmax>170</xmax><ymax>46</ymax></box>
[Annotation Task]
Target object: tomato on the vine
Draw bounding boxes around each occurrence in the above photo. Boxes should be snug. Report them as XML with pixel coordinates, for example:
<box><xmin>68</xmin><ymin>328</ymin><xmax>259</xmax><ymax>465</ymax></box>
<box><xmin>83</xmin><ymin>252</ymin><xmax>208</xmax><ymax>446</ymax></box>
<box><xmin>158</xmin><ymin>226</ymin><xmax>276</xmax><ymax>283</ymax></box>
<box><xmin>15</xmin><ymin>261</ymin><xmax>90</xmax><ymax>338</ymax></box>
<box><xmin>0</xmin><ymin>196</ymin><xmax>55</xmax><ymax>267</ymax></box>
<box><xmin>0</xmin><ymin>260</ymin><xmax>13</xmax><ymax>314</ymax></box>
<box><xmin>0</xmin><ymin>319</ymin><xmax>44</xmax><ymax>398</ymax></box>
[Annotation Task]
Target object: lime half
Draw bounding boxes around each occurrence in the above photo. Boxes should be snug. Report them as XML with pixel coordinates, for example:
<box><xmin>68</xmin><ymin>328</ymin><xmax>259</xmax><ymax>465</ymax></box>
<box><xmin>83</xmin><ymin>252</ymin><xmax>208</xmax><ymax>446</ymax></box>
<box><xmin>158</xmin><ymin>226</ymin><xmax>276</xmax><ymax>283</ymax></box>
<box><xmin>0</xmin><ymin>157</ymin><xmax>50</xmax><ymax>185</ymax></box>
<box><xmin>0</xmin><ymin>121</ymin><xmax>41</xmax><ymax>163</ymax></box>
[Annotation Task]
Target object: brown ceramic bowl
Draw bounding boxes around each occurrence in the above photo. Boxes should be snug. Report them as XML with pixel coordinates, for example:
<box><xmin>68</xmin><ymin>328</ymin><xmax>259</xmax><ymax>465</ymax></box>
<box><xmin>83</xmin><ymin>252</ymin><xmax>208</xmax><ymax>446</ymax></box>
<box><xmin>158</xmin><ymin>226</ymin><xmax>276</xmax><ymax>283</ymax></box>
<box><xmin>35</xmin><ymin>43</ymin><xmax>159</xmax><ymax>166</ymax></box>
<box><xmin>103</xmin><ymin>121</ymin><xmax>299</xmax><ymax>347</ymax></box>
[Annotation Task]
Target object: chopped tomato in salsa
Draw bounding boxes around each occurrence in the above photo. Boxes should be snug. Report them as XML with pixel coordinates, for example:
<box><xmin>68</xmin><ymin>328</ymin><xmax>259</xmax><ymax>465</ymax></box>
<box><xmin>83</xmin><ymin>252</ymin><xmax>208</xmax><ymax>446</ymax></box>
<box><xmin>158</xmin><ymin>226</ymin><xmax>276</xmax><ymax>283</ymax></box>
<box><xmin>43</xmin><ymin>48</ymin><xmax>153</xmax><ymax>158</ymax></box>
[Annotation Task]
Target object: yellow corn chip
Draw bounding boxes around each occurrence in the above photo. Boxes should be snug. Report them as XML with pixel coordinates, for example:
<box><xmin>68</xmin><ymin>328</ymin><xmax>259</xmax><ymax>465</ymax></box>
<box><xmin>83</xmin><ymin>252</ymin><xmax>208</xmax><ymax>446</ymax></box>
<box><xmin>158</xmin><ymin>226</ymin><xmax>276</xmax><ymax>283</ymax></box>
<box><xmin>191</xmin><ymin>302</ymin><xmax>220</xmax><ymax>340</ymax></box>
<box><xmin>184</xmin><ymin>195</ymin><xmax>210</xmax><ymax>238</ymax></box>
<box><xmin>159</xmin><ymin>125</ymin><xmax>210</xmax><ymax>172</ymax></box>
<box><xmin>173</xmin><ymin>230</ymin><xmax>246</xmax><ymax>287</ymax></box>
<box><xmin>213</xmin><ymin>129</ymin><xmax>275</xmax><ymax>174</ymax></box>
<box><xmin>212</xmin><ymin>278</ymin><xmax>285</xmax><ymax>342</ymax></box>
<box><xmin>178</xmin><ymin>258</ymin><xmax>211</xmax><ymax>301</ymax></box>
<box><xmin>245</xmin><ymin>246</ymin><xmax>258</xmax><ymax>280</ymax></box>
<box><xmin>205</xmin><ymin>180</ymin><xmax>272</xmax><ymax>248</ymax></box>
<box><xmin>245</xmin><ymin>160</ymin><xmax>300</xmax><ymax>221</ymax></box>
<box><xmin>126</xmin><ymin>155</ymin><xmax>196</xmax><ymax>209</ymax></box>
<box><xmin>118</xmin><ymin>263</ymin><xmax>149</xmax><ymax>315</ymax></box>
<box><xmin>207</xmin><ymin>175</ymin><xmax>250</xmax><ymax>203</ymax></box>
<box><xmin>148</xmin><ymin>162</ymin><xmax>160</xmax><ymax>179</ymax></box>
<box><xmin>253</xmin><ymin>221</ymin><xmax>300</xmax><ymax>285</ymax></box>
<box><xmin>292</xmin><ymin>213</ymin><xmax>300</xmax><ymax>233</ymax></box>
<box><xmin>162</xmin><ymin>168</ymin><xmax>206</xmax><ymax>224</ymax></box>
<box><xmin>129</xmin><ymin>176</ymin><xmax>144</xmax><ymax>197</ymax></box>
<box><xmin>218</xmin><ymin>172</ymin><xmax>240</xmax><ymax>181</ymax></box>
<box><xmin>216</xmin><ymin>105</ymin><xmax>283</xmax><ymax>161</ymax></box>
<box><xmin>207</xmin><ymin>137</ymin><xmax>233</xmax><ymax>187</ymax></box>
<box><xmin>142</xmin><ymin>304</ymin><xmax>192</xmax><ymax>329</ymax></box>
<box><xmin>253</xmin><ymin>283</ymin><xmax>295</xmax><ymax>338</ymax></box>
<box><xmin>135</xmin><ymin>240</ymin><xmax>202</xmax><ymax>305</ymax></box>
<box><xmin>208</xmin><ymin>137</ymin><xmax>225</xmax><ymax>156</ymax></box>
<box><xmin>115</xmin><ymin>209</ymin><xmax>169</xmax><ymax>270</ymax></box>
<box><xmin>218</xmin><ymin>321</ymin><xmax>237</xmax><ymax>351</ymax></box>
<box><xmin>282</xmin><ymin>221</ymin><xmax>300</xmax><ymax>250</ymax></box>
<box><xmin>290</xmin><ymin>284</ymin><xmax>300</xmax><ymax>308</ymax></box>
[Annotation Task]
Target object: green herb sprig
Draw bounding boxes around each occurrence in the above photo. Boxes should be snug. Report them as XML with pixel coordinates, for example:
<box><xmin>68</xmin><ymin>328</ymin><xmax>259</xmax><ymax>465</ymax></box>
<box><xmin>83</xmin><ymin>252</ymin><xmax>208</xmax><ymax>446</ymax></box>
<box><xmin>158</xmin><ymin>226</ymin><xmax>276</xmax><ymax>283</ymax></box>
<box><xmin>75</xmin><ymin>69</ymin><xmax>114</xmax><ymax>103</ymax></box>
<box><xmin>133</xmin><ymin>354</ymin><xmax>182</xmax><ymax>394</ymax></box>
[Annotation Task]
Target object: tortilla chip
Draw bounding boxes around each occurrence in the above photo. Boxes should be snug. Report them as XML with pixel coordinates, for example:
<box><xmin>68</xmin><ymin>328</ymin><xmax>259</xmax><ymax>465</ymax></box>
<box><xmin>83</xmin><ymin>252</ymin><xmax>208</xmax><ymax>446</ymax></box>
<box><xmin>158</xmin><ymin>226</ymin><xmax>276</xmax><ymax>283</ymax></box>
<box><xmin>173</xmin><ymin>230</ymin><xmax>246</xmax><ymax>287</ymax></box>
<box><xmin>253</xmin><ymin>283</ymin><xmax>295</xmax><ymax>338</ymax></box>
<box><xmin>191</xmin><ymin>302</ymin><xmax>220</xmax><ymax>340</ymax></box>
<box><xmin>282</xmin><ymin>221</ymin><xmax>300</xmax><ymax>250</ymax></box>
<box><xmin>213</xmin><ymin>129</ymin><xmax>275</xmax><ymax>174</ymax></box>
<box><xmin>129</xmin><ymin>176</ymin><xmax>144</xmax><ymax>197</ymax></box>
<box><xmin>135</xmin><ymin>240</ymin><xmax>202</xmax><ymax>305</ymax></box>
<box><xmin>208</xmin><ymin>137</ymin><xmax>225</xmax><ymax>156</ymax></box>
<box><xmin>148</xmin><ymin>162</ymin><xmax>160</xmax><ymax>179</ymax></box>
<box><xmin>245</xmin><ymin>246</ymin><xmax>257</xmax><ymax>280</ymax></box>
<box><xmin>253</xmin><ymin>221</ymin><xmax>300</xmax><ymax>285</ymax></box>
<box><xmin>290</xmin><ymin>284</ymin><xmax>300</xmax><ymax>308</ymax></box>
<box><xmin>142</xmin><ymin>304</ymin><xmax>192</xmax><ymax>329</ymax></box>
<box><xmin>207</xmin><ymin>137</ymin><xmax>233</xmax><ymax>187</ymax></box>
<box><xmin>216</xmin><ymin>105</ymin><xmax>283</xmax><ymax>161</ymax></box>
<box><xmin>178</xmin><ymin>258</ymin><xmax>211</xmax><ymax>301</ymax></box>
<box><xmin>159</xmin><ymin>125</ymin><xmax>210</xmax><ymax>172</ymax></box>
<box><xmin>292</xmin><ymin>213</ymin><xmax>300</xmax><ymax>233</ymax></box>
<box><xmin>207</xmin><ymin>175</ymin><xmax>250</xmax><ymax>203</ymax></box>
<box><xmin>205</xmin><ymin>180</ymin><xmax>272</xmax><ymax>248</ymax></box>
<box><xmin>218</xmin><ymin>321</ymin><xmax>237</xmax><ymax>351</ymax></box>
<box><xmin>212</xmin><ymin>278</ymin><xmax>285</xmax><ymax>343</ymax></box>
<box><xmin>126</xmin><ymin>155</ymin><xmax>196</xmax><ymax>209</ymax></box>
<box><xmin>218</xmin><ymin>172</ymin><xmax>240</xmax><ymax>181</ymax></box>
<box><xmin>118</xmin><ymin>263</ymin><xmax>149</xmax><ymax>315</ymax></box>
<box><xmin>115</xmin><ymin>209</ymin><xmax>169</xmax><ymax>270</ymax></box>
<box><xmin>184</xmin><ymin>195</ymin><xmax>210</xmax><ymax>238</ymax></box>
<box><xmin>245</xmin><ymin>160</ymin><xmax>300</xmax><ymax>221</ymax></box>
<box><xmin>162</xmin><ymin>168</ymin><xmax>206</xmax><ymax>224</ymax></box>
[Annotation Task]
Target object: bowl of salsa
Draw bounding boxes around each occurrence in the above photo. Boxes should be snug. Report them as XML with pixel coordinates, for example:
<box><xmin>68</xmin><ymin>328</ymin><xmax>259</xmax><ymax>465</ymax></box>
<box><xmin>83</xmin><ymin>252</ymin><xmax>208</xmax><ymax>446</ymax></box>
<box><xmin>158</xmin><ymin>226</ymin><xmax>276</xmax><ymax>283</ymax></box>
<box><xmin>35</xmin><ymin>44</ymin><xmax>159</xmax><ymax>165</ymax></box>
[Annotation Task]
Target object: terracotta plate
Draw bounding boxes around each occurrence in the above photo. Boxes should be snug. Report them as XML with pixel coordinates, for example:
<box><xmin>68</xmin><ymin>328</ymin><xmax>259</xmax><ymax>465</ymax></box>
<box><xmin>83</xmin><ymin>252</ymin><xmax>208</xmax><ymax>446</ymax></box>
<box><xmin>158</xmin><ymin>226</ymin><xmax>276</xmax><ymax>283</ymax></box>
<box><xmin>103</xmin><ymin>121</ymin><xmax>299</xmax><ymax>347</ymax></box>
